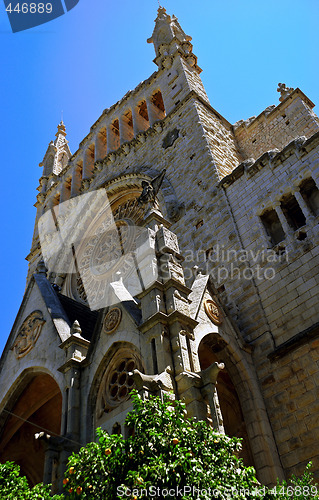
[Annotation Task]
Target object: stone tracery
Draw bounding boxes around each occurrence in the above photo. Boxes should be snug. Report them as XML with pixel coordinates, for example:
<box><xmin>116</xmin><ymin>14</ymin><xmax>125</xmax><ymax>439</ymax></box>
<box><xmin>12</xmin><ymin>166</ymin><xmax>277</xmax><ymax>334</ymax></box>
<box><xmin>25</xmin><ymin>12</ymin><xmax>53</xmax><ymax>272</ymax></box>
<box><xmin>96</xmin><ymin>348</ymin><xmax>144</xmax><ymax>419</ymax></box>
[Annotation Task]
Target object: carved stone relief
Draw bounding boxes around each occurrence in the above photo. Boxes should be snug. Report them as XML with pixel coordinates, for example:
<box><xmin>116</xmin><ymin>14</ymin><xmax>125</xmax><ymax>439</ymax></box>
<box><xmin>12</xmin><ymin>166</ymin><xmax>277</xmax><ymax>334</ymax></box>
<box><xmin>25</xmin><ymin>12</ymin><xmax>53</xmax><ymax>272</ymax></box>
<box><xmin>204</xmin><ymin>299</ymin><xmax>223</xmax><ymax>326</ymax></box>
<box><xmin>162</xmin><ymin>128</ymin><xmax>179</xmax><ymax>149</ymax></box>
<box><xmin>11</xmin><ymin>311</ymin><xmax>45</xmax><ymax>359</ymax></box>
<box><xmin>103</xmin><ymin>307</ymin><xmax>122</xmax><ymax>334</ymax></box>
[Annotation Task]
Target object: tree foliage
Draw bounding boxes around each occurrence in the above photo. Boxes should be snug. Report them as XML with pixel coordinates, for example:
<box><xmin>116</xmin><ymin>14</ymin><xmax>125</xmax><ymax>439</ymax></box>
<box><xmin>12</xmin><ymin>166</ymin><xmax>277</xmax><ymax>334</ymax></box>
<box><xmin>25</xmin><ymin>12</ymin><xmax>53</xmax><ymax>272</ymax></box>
<box><xmin>0</xmin><ymin>461</ymin><xmax>63</xmax><ymax>500</ymax></box>
<box><xmin>63</xmin><ymin>392</ymin><xmax>319</xmax><ymax>500</ymax></box>
<box><xmin>0</xmin><ymin>393</ymin><xmax>317</xmax><ymax>499</ymax></box>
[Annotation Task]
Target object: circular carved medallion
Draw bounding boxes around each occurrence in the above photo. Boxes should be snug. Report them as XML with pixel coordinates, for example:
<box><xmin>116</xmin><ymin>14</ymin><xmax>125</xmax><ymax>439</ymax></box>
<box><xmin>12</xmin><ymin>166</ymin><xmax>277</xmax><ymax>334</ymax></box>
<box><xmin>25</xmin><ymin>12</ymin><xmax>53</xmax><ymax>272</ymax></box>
<box><xmin>12</xmin><ymin>311</ymin><xmax>45</xmax><ymax>359</ymax></box>
<box><xmin>204</xmin><ymin>299</ymin><xmax>223</xmax><ymax>326</ymax></box>
<box><xmin>103</xmin><ymin>307</ymin><xmax>122</xmax><ymax>334</ymax></box>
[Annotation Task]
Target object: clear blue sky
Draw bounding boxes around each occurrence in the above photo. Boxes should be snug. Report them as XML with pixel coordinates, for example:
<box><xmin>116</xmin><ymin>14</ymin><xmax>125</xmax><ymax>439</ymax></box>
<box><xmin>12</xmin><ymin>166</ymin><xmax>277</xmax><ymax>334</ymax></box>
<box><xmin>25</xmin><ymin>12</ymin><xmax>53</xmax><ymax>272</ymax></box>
<box><xmin>0</xmin><ymin>0</ymin><xmax>318</xmax><ymax>355</ymax></box>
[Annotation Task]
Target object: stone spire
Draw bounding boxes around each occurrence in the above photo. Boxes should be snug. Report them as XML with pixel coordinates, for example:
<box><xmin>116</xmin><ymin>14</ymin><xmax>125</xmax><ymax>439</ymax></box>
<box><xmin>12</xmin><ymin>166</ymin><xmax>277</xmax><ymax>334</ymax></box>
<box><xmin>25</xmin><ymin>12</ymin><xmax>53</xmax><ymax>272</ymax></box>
<box><xmin>147</xmin><ymin>8</ymin><xmax>201</xmax><ymax>72</ymax></box>
<box><xmin>147</xmin><ymin>7</ymin><xmax>191</xmax><ymax>55</ymax></box>
<box><xmin>39</xmin><ymin>121</ymin><xmax>71</xmax><ymax>179</ymax></box>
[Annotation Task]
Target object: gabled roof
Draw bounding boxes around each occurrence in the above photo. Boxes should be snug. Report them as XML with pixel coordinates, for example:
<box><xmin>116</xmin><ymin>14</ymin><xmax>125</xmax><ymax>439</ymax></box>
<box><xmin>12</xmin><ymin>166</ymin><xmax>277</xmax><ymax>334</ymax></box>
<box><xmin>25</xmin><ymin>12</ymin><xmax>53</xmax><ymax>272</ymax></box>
<box><xmin>56</xmin><ymin>293</ymin><xmax>99</xmax><ymax>342</ymax></box>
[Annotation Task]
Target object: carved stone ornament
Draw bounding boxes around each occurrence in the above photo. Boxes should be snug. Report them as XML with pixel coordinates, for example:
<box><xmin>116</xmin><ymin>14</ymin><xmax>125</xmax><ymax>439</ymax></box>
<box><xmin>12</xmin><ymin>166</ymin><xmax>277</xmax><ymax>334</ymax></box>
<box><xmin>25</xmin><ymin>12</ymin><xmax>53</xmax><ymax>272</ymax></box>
<box><xmin>103</xmin><ymin>307</ymin><xmax>122</xmax><ymax>334</ymax></box>
<box><xmin>96</xmin><ymin>348</ymin><xmax>144</xmax><ymax>418</ymax></box>
<box><xmin>162</xmin><ymin>128</ymin><xmax>179</xmax><ymax>149</ymax></box>
<box><xmin>11</xmin><ymin>311</ymin><xmax>45</xmax><ymax>359</ymax></box>
<box><xmin>204</xmin><ymin>299</ymin><xmax>223</xmax><ymax>326</ymax></box>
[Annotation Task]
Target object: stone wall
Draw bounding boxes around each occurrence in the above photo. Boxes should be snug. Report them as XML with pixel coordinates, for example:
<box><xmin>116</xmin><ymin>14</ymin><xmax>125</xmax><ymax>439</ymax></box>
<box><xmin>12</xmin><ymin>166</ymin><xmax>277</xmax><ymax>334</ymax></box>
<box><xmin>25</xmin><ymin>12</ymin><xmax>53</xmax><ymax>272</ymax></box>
<box><xmin>216</xmin><ymin>132</ymin><xmax>319</xmax><ymax>479</ymax></box>
<box><xmin>234</xmin><ymin>89</ymin><xmax>319</xmax><ymax>161</ymax></box>
<box><xmin>20</xmin><ymin>20</ymin><xmax>319</xmax><ymax>482</ymax></box>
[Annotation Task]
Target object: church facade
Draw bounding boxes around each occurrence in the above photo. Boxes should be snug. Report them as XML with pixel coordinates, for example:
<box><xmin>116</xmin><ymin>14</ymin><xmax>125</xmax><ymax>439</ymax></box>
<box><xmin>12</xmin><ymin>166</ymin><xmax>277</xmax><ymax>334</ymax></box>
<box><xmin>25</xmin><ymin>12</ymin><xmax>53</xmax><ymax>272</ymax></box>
<box><xmin>1</xmin><ymin>7</ymin><xmax>319</xmax><ymax>492</ymax></box>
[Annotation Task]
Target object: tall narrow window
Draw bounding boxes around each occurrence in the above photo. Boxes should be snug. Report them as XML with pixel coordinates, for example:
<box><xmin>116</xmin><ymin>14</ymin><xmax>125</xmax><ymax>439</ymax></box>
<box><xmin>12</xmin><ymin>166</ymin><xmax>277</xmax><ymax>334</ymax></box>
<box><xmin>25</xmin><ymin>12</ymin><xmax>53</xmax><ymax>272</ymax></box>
<box><xmin>150</xmin><ymin>90</ymin><xmax>166</xmax><ymax>120</ymax></box>
<box><xmin>260</xmin><ymin>209</ymin><xmax>285</xmax><ymax>245</ymax></box>
<box><xmin>281</xmin><ymin>194</ymin><xmax>306</xmax><ymax>230</ymax></box>
<box><xmin>137</xmin><ymin>100</ymin><xmax>150</xmax><ymax>128</ymax></box>
<box><xmin>300</xmin><ymin>178</ymin><xmax>319</xmax><ymax>216</ymax></box>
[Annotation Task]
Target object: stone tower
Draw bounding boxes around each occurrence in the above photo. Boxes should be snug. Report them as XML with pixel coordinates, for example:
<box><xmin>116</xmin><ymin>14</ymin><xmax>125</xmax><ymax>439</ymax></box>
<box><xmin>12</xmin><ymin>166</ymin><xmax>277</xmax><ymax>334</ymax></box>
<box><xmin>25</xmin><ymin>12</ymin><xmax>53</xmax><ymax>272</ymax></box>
<box><xmin>1</xmin><ymin>7</ymin><xmax>319</xmax><ymax>492</ymax></box>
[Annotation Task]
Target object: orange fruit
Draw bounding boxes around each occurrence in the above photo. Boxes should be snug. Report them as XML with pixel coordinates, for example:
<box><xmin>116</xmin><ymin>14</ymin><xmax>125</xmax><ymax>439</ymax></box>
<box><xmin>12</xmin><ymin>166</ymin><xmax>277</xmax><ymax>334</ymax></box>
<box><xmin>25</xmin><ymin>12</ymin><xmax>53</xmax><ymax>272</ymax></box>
<box><xmin>69</xmin><ymin>467</ymin><xmax>75</xmax><ymax>474</ymax></box>
<box><xmin>105</xmin><ymin>448</ymin><xmax>112</xmax><ymax>456</ymax></box>
<box><xmin>63</xmin><ymin>478</ymin><xmax>69</xmax><ymax>485</ymax></box>
<box><xmin>172</xmin><ymin>437</ymin><xmax>179</xmax><ymax>445</ymax></box>
<box><xmin>69</xmin><ymin>488</ymin><xmax>73</xmax><ymax>493</ymax></box>
<box><xmin>76</xmin><ymin>486</ymin><xmax>83</xmax><ymax>495</ymax></box>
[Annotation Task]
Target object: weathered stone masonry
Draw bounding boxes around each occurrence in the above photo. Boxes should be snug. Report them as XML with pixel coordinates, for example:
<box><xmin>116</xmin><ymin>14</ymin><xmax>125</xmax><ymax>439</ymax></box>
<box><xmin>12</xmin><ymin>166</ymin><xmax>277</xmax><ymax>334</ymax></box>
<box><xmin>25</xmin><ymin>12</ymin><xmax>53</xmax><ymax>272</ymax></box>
<box><xmin>1</xmin><ymin>6</ymin><xmax>319</xmax><ymax>491</ymax></box>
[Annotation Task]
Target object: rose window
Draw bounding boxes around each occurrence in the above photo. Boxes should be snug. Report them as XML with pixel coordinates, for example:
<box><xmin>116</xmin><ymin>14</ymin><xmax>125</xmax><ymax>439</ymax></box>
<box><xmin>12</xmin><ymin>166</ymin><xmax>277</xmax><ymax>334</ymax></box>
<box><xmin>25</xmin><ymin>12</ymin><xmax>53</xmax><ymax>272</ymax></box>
<box><xmin>108</xmin><ymin>358</ymin><xmax>136</xmax><ymax>403</ymax></box>
<box><xmin>96</xmin><ymin>349</ymin><xmax>144</xmax><ymax>419</ymax></box>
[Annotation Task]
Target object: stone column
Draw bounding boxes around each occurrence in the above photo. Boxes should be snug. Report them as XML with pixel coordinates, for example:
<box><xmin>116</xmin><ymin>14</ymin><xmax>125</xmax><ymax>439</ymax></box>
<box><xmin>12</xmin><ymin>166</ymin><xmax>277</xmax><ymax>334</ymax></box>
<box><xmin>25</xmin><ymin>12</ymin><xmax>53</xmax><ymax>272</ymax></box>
<box><xmin>119</xmin><ymin>115</ymin><xmax>133</xmax><ymax>144</ymax></box>
<box><xmin>59</xmin><ymin>180</ymin><xmax>71</xmax><ymax>217</ymax></box>
<box><xmin>273</xmin><ymin>201</ymin><xmax>294</xmax><ymax>238</ymax></box>
<box><xmin>95</xmin><ymin>129</ymin><xmax>107</xmax><ymax>161</ymax></box>
<box><xmin>58</xmin><ymin>321</ymin><xmax>89</xmax><ymax>442</ymax></box>
<box><xmin>131</xmin><ymin>105</ymin><xmax>146</xmax><ymax>135</ymax></box>
<box><xmin>310</xmin><ymin>161</ymin><xmax>319</xmax><ymax>189</ymax></box>
<box><xmin>71</xmin><ymin>165</ymin><xmax>82</xmax><ymax>197</ymax></box>
<box><xmin>106</xmin><ymin>124</ymin><xmax>112</xmax><ymax>153</ymax></box>
<box><xmin>146</xmin><ymin>98</ymin><xmax>160</xmax><ymax>127</ymax></box>
<box><xmin>43</xmin><ymin>447</ymin><xmax>58</xmax><ymax>485</ymax></box>
<box><xmin>82</xmin><ymin>148</ymin><xmax>94</xmax><ymax>180</ymax></box>
<box><xmin>294</xmin><ymin>188</ymin><xmax>314</xmax><ymax>222</ymax></box>
<box><xmin>200</xmin><ymin>362</ymin><xmax>225</xmax><ymax>433</ymax></box>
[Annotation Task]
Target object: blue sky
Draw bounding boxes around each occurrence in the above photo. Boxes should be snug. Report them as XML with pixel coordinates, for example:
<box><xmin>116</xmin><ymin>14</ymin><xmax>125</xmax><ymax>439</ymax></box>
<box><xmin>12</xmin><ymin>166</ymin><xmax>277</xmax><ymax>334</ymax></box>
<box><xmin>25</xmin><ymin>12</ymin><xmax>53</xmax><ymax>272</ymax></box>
<box><xmin>0</xmin><ymin>0</ymin><xmax>318</xmax><ymax>355</ymax></box>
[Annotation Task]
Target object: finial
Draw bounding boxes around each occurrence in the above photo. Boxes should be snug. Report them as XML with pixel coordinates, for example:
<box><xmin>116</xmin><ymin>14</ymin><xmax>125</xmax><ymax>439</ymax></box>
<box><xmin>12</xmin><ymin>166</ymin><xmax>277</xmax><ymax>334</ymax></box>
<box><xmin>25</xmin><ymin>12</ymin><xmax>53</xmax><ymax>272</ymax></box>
<box><xmin>71</xmin><ymin>320</ymin><xmax>82</xmax><ymax>337</ymax></box>
<box><xmin>56</xmin><ymin>120</ymin><xmax>67</xmax><ymax>137</ymax></box>
<box><xmin>277</xmin><ymin>83</ymin><xmax>294</xmax><ymax>103</ymax></box>
<box><xmin>36</xmin><ymin>259</ymin><xmax>48</xmax><ymax>275</ymax></box>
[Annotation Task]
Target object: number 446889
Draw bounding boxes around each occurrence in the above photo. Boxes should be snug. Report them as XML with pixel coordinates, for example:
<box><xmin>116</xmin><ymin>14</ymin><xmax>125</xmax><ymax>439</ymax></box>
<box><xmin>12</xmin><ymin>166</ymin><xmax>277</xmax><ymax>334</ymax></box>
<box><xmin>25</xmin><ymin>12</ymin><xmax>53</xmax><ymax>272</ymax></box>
<box><xmin>6</xmin><ymin>3</ymin><xmax>53</xmax><ymax>14</ymax></box>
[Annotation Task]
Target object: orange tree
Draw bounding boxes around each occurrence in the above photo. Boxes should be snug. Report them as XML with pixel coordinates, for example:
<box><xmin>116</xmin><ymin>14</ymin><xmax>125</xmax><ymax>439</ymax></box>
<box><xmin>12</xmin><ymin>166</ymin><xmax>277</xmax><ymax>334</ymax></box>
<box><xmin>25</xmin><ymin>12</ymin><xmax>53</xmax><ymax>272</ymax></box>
<box><xmin>0</xmin><ymin>461</ymin><xmax>63</xmax><ymax>500</ymax></box>
<box><xmin>63</xmin><ymin>392</ymin><xmax>318</xmax><ymax>500</ymax></box>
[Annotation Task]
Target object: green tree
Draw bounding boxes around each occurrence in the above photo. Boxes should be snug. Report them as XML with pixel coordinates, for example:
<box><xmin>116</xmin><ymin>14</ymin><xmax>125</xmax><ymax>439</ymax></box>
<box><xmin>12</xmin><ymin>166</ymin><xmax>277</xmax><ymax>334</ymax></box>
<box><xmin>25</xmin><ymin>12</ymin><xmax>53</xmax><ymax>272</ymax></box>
<box><xmin>0</xmin><ymin>461</ymin><xmax>63</xmax><ymax>499</ymax></box>
<box><xmin>62</xmin><ymin>391</ymin><xmax>319</xmax><ymax>500</ymax></box>
<box><xmin>1</xmin><ymin>394</ymin><xmax>317</xmax><ymax>499</ymax></box>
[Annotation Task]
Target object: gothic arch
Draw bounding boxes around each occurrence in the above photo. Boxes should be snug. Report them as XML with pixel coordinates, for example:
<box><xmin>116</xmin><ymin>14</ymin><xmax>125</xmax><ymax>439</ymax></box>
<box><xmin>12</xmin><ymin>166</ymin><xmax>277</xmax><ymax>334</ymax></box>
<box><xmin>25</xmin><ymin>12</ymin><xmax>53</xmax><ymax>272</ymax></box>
<box><xmin>0</xmin><ymin>368</ymin><xmax>62</xmax><ymax>486</ymax></box>
<box><xmin>101</xmin><ymin>169</ymin><xmax>184</xmax><ymax>223</ymax></box>
<box><xmin>86</xmin><ymin>341</ymin><xmax>145</xmax><ymax>442</ymax></box>
<box><xmin>197</xmin><ymin>330</ymin><xmax>283</xmax><ymax>485</ymax></box>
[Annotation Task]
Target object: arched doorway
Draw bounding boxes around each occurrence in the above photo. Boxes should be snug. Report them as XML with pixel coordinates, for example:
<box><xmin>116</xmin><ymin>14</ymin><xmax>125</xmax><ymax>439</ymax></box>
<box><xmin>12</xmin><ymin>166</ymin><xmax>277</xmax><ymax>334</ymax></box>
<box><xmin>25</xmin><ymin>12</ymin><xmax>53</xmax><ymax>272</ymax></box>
<box><xmin>0</xmin><ymin>372</ymin><xmax>62</xmax><ymax>486</ymax></box>
<box><xmin>199</xmin><ymin>338</ymin><xmax>254</xmax><ymax>466</ymax></box>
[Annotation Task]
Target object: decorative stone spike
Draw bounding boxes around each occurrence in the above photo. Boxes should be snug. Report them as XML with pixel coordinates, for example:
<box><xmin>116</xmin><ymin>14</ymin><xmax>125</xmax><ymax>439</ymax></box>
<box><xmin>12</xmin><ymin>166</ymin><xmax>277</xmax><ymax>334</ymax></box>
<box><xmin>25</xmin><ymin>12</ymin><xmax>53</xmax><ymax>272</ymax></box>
<box><xmin>70</xmin><ymin>320</ymin><xmax>82</xmax><ymax>337</ymax></box>
<box><xmin>36</xmin><ymin>260</ymin><xmax>48</xmax><ymax>275</ymax></box>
